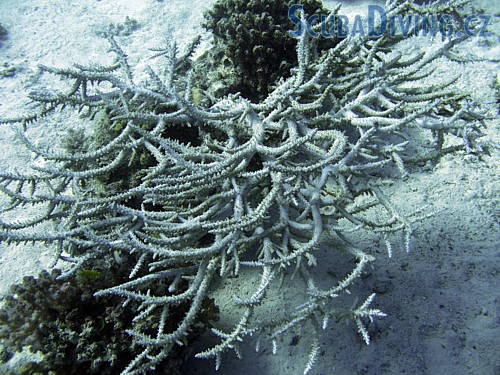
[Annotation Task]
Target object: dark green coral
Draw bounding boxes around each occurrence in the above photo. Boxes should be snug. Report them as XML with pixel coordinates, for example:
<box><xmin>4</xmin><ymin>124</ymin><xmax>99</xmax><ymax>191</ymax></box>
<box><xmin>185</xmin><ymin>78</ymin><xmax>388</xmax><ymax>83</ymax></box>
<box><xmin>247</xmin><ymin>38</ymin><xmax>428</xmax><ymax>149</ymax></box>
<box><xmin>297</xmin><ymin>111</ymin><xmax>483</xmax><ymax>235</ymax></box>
<box><xmin>0</xmin><ymin>268</ymin><xmax>136</xmax><ymax>374</ymax></box>
<box><xmin>202</xmin><ymin>0</ymin><xmax>336</xmax><ymax>101</ymax></box>
<box><xmin>0</xmin><ymin>265</ymin><xmax>219</xmax><ymax>374</ymax></box>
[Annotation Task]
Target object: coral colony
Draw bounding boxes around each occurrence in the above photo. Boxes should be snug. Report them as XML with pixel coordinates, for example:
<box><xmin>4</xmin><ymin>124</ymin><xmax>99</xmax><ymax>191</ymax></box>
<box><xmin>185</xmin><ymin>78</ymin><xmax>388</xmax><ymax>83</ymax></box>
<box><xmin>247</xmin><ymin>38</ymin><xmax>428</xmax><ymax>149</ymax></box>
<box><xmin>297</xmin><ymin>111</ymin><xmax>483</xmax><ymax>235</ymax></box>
<box><xmin>0</xmin><ymin>0</ymin><xmax>491</xmax><ymax>374</ymax></box>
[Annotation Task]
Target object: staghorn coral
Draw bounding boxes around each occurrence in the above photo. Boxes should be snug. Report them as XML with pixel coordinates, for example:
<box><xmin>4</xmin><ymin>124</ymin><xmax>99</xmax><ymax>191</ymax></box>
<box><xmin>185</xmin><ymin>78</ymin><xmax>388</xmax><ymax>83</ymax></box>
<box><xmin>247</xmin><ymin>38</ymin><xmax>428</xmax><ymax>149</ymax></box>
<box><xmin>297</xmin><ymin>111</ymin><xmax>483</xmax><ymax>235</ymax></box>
<box><xmin>0</xmin><ymin>0</ymin><xmax>491</xmax><ymax>374</ymax></box>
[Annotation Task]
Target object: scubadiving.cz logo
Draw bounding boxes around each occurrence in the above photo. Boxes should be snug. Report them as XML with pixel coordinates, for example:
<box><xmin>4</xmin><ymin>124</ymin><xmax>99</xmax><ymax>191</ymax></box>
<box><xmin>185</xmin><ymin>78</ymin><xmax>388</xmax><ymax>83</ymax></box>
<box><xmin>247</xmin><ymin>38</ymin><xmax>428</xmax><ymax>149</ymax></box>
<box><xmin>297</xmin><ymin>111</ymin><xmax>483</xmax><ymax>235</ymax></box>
<box><xmin>288</xmin><ymin>4</ymin><xmax>493</xmax><ymax>39</ymax></box>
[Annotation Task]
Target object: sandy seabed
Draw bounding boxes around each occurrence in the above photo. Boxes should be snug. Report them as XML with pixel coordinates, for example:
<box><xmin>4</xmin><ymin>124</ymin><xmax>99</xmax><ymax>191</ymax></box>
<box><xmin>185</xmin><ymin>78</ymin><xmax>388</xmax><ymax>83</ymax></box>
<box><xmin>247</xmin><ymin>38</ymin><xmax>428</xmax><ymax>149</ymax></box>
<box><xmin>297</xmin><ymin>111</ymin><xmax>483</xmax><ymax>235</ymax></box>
<box><xmin>0</xmin><ymin>1</ymin><xmax>499</xmax><ymax>374</ymax></box>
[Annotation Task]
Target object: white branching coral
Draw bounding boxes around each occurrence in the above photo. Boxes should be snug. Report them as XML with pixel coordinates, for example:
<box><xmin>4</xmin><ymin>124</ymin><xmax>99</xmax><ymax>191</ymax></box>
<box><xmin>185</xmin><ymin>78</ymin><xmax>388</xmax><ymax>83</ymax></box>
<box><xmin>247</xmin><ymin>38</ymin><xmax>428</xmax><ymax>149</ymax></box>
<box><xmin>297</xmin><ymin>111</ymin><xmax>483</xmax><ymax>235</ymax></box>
<box><xmin>0</xmin><ymin>0</ymin><xmax>490</xmax><ymax>373</ymax></box>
